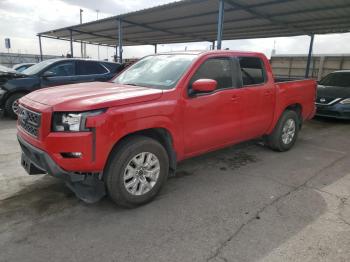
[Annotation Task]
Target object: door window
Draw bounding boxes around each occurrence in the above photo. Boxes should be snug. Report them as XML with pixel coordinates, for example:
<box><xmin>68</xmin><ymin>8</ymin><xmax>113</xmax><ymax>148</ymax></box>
<box><xmin>189</xmin><ymin>57</ymin><xmax>236</xmax><ymax>92</ymax></box>
<box><xmin>238</xmin><ymin>57</ymin><xmax>266</xmax><ymax>86</ymax></box>
<box><xmin>46</xmin><ymin>62</ymin><xmax>75</xmax><ymax>77</ymax></box>
<box><xmin>76</xmin><ymin>61</ymin><xmax>108</xmax><ymax>75</ymax></box>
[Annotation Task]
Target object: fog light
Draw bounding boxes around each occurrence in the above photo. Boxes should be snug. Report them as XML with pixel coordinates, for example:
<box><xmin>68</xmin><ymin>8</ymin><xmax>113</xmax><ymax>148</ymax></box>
<box><xmin>61</xmin><ymin>152</ymin><xmax>82</xmax><ymax>158</ymax></box>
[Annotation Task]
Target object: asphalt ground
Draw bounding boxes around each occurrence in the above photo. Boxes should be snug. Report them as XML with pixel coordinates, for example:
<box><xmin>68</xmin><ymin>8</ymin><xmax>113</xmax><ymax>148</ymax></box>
<box><xmin>0</xmin><ymin>117</ymin><xmax>349</xmax><ymax>262</ymax></box>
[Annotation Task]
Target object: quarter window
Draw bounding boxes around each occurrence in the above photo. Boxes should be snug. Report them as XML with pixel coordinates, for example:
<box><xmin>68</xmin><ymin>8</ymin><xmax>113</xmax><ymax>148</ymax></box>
<box><xmin>238</xmin><ymin>57</ymin><xmax>266</xmax><ymax>86</ymax></box>
<box><xmin>190</xmin><ymin>58</ymin><xmax>234</xmax><ymax>90</ymax></box>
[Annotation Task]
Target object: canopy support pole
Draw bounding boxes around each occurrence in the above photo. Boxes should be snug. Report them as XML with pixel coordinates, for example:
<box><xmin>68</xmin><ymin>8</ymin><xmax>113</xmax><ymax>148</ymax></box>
<box><xmin>216</xmin><ymin>0</ymin><xmax>225</xmax><ymax>50</ymax></box>
<box><xmin>154</xmin><ymin>44</ymin><xmax>158</xmax><ymax>54</ymax></box>
<box><xmin>69</xmin><ymin>29</ymin><xmax>74</xmax><ymax>57</ymax></box>
<box><xmin>118</xmin><ymin>19</ymin><xmax>123</xmax><ymax>63</ymax></box>
<box><xmin>38</xmin><ymin>35</ymin><xmax>43</xmax><ymax>61</ymax></box>
<box><xmin>305</xmin><ymin>34</ymin><xmax>315</xmax><ymax>78</ymax></box>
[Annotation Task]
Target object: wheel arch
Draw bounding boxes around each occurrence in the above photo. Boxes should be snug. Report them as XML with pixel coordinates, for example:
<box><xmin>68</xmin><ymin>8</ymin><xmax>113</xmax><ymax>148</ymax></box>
<box><xmin>106</xmin><ymin>127</ymin><xmax>177</xmax><ymax>177</ymax></box>
<box><xmin>268</xmin><ymin>102</ymin><xmax>303</xmax><ymax>135</ymax></box>
<box><xmin>4</xmin><ymin>90</ymin><xmax>28</xmax><ymax>102</ymax></box>
<box><xmin>3</xmin><ymin>91</ymin><xmax>28</xmax><ymax>117</ymax></box>
<box><xmin>284</xmin><ymin>103</ymin><xmax>303</xmax><ymax>128</ymax></box>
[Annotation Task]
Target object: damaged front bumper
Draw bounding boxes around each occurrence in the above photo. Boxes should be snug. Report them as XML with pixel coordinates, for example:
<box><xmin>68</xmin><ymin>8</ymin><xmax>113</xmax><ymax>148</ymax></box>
<box><xmin>18</xmin><ymin>135</ymin><xmax>106</xmax><ymax>203</ymax></box>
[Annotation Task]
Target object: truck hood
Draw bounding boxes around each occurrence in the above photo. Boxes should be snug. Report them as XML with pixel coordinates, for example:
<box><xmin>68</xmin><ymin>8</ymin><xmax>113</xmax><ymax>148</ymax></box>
<box><xmin>25</xmin><ymin>82</ymin><xmax>163</xmax><ymax>111</ymax></box>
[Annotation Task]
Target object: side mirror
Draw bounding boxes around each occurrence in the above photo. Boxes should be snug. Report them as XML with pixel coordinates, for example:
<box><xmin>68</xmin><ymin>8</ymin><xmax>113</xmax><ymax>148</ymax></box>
<box><xmin>192</xmin><ymin>79</ymin><xmax>217</xmax><ymax>93</ymax></box>
<box><xmin>42</xmin><ymin>71</ymin><xmax>56</xmax><ymax>78</ymax></box>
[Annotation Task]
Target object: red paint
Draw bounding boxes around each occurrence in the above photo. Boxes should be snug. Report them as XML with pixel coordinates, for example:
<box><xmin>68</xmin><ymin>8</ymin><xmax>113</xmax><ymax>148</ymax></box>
<box><xmin>192</xmin><ymin>79</ymin><xmax>217</xmax><ymax>92</ymax></box>
<box><xmin>17</xmin><ymin>51</ymin><xmax>316</xmax><ymax>174</ymax></box>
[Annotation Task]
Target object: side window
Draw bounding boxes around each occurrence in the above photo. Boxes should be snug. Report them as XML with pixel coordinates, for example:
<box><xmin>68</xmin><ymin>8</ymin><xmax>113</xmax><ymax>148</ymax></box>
<box><xmin>76</xmin><ymin>61</ymin><xmax>108</xmax><ymax>75</ymax></box>
<box><xmin>46</xmin><ymin>62</ymin><xmax>75</xmax><ymax>77</ymax></box>
<box><xmin>102</xmin><ymin>63</ymin><xmax>123</xmax><ymax>74</ymax></box>
<box><xmin>238</xmin><ymin>57</ymin><xmax>266</xmax><ymax>86</ymax></box>
<box><xmin>190</xmin><ymin>58</ymin><xmax>234</xmax><ymax>90</ymax></box>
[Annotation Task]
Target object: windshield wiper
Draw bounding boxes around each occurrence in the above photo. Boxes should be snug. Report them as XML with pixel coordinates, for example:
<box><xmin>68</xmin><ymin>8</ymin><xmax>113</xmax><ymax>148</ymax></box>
<box><xmin>123</xmin><ymin>82</ymin><xmax>151</xmax><ymax>88</ymax></box>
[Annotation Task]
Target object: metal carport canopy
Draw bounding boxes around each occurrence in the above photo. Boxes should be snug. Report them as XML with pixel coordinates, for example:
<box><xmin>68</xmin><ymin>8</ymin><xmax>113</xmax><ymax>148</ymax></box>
<box><xmin>38</xmin><ymin>0</ymin><xmax>350</xmax><ymax>76</ymax></box>
<box><xmin>39</xmin><ymin>0</ymin><xmax>350</xmax><ymax>46</ymax></box>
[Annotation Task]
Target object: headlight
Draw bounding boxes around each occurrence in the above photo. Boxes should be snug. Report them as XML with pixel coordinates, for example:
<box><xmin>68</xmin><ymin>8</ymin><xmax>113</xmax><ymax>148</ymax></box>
<box><xmin>52</xmin><ymin>109</ymin><xmax>105</xmax><ymax>132</ymax></box>
<box><xmin>340</xmin><ymin>98</ymin><xmax>350</xmax><ymax>105</ymax></box>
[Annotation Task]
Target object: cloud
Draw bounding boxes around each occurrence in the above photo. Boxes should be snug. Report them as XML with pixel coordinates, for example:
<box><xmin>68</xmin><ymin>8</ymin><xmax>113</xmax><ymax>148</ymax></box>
<box><xmin>1</xmin><ymin>0</ymin><xmax>350</xmax><ymax>60</ymax></box>
<box><xmin>60</xmin><ymin>0</ymin><xmax>175</xmax><ymax>16</ymax></box>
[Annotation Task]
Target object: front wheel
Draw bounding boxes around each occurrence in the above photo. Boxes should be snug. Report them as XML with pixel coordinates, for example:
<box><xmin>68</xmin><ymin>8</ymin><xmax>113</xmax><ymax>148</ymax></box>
<box><xmin>5</xmin><ymin>93</ymin><xmax>25</xmax><ymax>119</ymax></box>
<box><xmin>105</xmin><ymin>136</ymin><xmax>169</xmax><ymax>208</ymax></box>
<box><xmin>266</xmin><ymin>110</ymin><xmax>299</xmax><ymax>152</ymax></box>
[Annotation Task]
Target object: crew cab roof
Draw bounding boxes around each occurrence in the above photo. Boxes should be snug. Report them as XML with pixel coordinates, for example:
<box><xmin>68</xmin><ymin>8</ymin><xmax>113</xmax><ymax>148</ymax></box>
<box><xmin>155</xmin><ymin>50</ymin><xmax>265</xmax><ymax>57</ymax></box>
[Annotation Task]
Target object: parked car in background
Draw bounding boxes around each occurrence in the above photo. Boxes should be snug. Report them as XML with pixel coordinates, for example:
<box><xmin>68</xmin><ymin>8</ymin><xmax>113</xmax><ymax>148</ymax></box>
<box><xmin>316</xmin><ymin>70</ymin><xmax>350</xmax><ymax>119</ymax></box>
<box><xmin>17</xmin><ymin>51</ymin><xmax>316</xmax><ymax>206</ymax></box>
<box><xmin>0</xmin><ymin>65</ymin><xmax>17</xmax><ymax>74</ymax></box>
<box><xmin>12</xmin><ymin>63</ymin><xmax>35</xmax><ymax>73</ymax></box>
<box><xmin>0</xmin><ymin>58</ymin><xmax>124</xmax><ymax>118</ymax></box>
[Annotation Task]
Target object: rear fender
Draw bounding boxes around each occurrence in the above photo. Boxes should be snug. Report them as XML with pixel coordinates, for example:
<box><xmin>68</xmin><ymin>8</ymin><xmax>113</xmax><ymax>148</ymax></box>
<box><xmin>267</xmin><ymin>96</ymin><xmax>303</xmax><ymax>134</ymax></box>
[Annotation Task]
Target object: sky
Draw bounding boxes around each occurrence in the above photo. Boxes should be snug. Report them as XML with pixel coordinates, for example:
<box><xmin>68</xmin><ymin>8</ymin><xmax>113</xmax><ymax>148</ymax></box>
<box><xmin>1</xmin><ymin>0</ymin><xmax>350</xmax><ymax>61</ymax></box>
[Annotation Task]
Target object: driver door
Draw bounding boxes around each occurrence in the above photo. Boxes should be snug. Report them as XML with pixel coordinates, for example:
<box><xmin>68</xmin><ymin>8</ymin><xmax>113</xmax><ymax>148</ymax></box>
<box><xmin>183</xmin><ymin>57</ymin><xmax>242</xmax><ymax>157</ymax></box>
<box><xmin>40</xmin><ymin>61</ymin><xmax>76</xmax><ymax>88</ymax></box>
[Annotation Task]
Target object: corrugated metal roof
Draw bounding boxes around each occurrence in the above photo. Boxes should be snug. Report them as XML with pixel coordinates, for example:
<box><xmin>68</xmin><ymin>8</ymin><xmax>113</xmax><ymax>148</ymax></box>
<box><xmin>38</xmin><ymin>0</ymin><xmax>350</xmax><ymax>47</ymax></box>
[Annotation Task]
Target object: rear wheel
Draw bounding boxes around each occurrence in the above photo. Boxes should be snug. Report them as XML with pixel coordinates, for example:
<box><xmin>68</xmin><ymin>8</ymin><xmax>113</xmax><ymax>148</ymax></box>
<box><xmin>266</xmin><ymin>110</ymin><xmax>299</xmax><ymax>152</ymax></box>
<box><xmin>105</xmin><ymin>136</ymin><xmax>169</xmax><ymax>208</ymax></box>
<box><xmin>5</xmin><ymin>93</ymin><xmax>25</xmax><ymax>119</ymax></box>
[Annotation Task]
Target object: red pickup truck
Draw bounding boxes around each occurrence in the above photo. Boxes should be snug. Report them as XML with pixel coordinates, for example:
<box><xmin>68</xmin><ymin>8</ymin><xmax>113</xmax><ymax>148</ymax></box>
<box><xmin>17</xmin><ymin>51</ymin><xmax>316</xmax><ymax>207</ymax></box>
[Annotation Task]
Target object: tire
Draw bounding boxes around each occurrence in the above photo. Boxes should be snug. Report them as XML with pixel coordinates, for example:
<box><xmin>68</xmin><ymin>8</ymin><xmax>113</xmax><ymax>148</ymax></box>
<box><xmin>266</xmin><ymin>110</ymin><xmax>299</xmax><ymax>152</ymax></box>
<box><xmin>5</xmin><ymin>93</ymin><xmax>25</xmax><ymax>119</ymax></box>
<box><xmin>105</xmin><ymin>136</ymin><xmax>169</xmax><ymax>208</ymax></box>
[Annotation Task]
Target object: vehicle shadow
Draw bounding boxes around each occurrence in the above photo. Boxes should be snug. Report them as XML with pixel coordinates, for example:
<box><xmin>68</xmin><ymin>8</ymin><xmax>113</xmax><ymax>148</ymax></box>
<box><xmin>313</xmin><ymin>115</ymin><xmax>350</xmax><ymax>125</ymax></box>
<box><xmin>1</xmin><ymin>122</ymin><xmax>349</xmax><ymax>262</ymax></box>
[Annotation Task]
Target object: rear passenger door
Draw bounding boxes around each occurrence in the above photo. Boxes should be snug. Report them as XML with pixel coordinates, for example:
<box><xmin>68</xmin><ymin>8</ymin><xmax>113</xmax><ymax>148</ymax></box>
<box><xmin>238</xmin><ymin>56</ymin><xmax>275</xmax><ymax>140</ymax></box>
<box><xmin>75</xmin><ymin>61</ymin><xmax>110</xmax><ymax>82</ymax></box>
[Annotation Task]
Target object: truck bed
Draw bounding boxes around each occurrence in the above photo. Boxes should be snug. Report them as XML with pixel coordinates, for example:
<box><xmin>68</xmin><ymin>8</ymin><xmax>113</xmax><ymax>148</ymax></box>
<box><xmin>274</xmin><ymin>76</ymin><xmax>312</xmax><ymax>83</ymax></box>
<box><xmin>273</xmin><ymin>77</ymin><xmax>317</xmax><ymax>122</ymax></box>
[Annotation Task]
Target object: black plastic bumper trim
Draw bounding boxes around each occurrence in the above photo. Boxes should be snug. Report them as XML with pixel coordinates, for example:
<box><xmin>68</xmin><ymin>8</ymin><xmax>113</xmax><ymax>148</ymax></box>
<box><xmin>18</xmin><ymin>135</ymin><xmax>85</xmax><ymax>182</ymax></box>
<box><xmin>18</xmin><ymin>135</ymin><xmax>106</xmax><ymax>203</ymax></box>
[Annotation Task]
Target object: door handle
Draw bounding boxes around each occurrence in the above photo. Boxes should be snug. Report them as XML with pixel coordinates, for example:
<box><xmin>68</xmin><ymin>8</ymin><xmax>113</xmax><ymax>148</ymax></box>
<box><xmin>264</xmin><ymin>91</ymin><xmax>272</xmax><ymax>96</ymax></box>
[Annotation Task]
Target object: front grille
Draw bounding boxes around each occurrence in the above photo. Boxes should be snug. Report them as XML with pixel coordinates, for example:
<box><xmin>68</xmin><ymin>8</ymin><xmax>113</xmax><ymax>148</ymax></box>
<box><xmin>18</xmin><ymin>106</ymin><xmax>41</xmax><ymax>138</ymax></box>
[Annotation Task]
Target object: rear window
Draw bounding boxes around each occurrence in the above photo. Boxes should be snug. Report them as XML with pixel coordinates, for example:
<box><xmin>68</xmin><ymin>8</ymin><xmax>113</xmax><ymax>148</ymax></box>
<box><xmin>319</xmin><ymin>72</ymin><xmax>350</xmax><ymax>87</ymax></box>
<box><xmin>76</xmin><ymin>61</ymin><xmax>108</xmax><ymax>75</ymax></box>
<box><xmin>238</xmin><ymin>57</ymin><xmax>266</xmax><ymax>86</ymax></box>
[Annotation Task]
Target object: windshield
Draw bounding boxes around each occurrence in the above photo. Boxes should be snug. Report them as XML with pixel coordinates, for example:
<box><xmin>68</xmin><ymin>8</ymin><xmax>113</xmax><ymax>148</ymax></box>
<box><xmin>319</xmin><ymin>72</ymin><xmax>350</xmax><ymax>87</ymax></box>
<box><xmin>22</xmin><ymin>59</ymin><xmax>57</xmax><ymax>75</ymax></box>
<box><xmin>114</xmin><ymin>54</ymin><xmax>197</xmax><ymax>89</ymax></box>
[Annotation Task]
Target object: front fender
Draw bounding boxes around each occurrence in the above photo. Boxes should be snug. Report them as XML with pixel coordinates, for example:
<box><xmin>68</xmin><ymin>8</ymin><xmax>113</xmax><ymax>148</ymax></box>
<box><xmin>88</xmin><ymin>113</ymin><xmax>184</xmax><ymax>169</ymax></box>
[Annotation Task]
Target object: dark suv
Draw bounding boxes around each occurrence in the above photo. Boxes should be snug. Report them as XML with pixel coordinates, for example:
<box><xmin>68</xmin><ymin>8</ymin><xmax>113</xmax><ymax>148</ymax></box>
<box><xmin>0</xmin><ymin>59</ymin><xmax>123</xmax><ymax>118</ymax></box>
